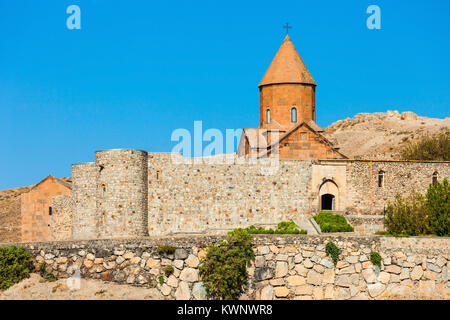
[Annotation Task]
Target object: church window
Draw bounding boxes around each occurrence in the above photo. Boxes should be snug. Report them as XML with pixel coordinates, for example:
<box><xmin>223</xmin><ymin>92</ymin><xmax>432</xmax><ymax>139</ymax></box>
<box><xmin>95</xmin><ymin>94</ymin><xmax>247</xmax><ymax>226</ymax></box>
<box><xmin>378</xmin><ymin>171</ymin><xmax>385</xmax><ymax>188</ymax></box>
<box><xmin>291</xmin><ymin>107</ymin><xmax>297</xmax><ymax>123</ymax></box>
<box><xmin>432</xmin><ymin>172</ymin><xmax>438</xmax><ymax>185</ymax></box>
<box><xmin>266</xmin><ymin>109</ymin><xmax>270</xmax><ymax>124</ymax></box>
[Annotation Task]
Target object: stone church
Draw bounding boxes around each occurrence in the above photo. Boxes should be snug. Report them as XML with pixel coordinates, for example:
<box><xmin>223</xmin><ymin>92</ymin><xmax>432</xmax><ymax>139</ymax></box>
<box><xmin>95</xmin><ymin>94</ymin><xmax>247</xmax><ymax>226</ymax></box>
<box><xmin>0</xmin><ymin>35</ymin><xmax>448</xmax><ymax>243</ymax></box>
<box><xmin>237</xmin><ymin>35</ymin><xmax>346</xmax><ymax>160</ymax></box>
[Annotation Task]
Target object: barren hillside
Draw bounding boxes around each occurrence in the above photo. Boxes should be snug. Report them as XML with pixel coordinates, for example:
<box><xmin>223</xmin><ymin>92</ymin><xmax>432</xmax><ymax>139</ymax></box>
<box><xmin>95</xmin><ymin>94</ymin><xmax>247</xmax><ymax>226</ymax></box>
<box><xmin>325</xmin><ymin>110</ymin><xmax>450</xmax><ymax>159</ymax></box>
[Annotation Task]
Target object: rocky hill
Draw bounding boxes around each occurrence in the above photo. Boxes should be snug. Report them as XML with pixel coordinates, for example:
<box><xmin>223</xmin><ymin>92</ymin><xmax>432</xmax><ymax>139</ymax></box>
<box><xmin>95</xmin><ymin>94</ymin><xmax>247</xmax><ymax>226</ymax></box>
<box><xmin>325</xmin><ymin>110</ymin><xmax>450</xmax><ymax>159</ymax></box>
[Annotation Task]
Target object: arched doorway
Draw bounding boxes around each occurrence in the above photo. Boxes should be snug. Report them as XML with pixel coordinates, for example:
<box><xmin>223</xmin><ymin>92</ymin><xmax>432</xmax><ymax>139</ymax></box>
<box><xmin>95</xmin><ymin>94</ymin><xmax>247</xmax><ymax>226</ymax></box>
<box><xmin>318</xmin><ymin>179</ymin><xmax>339</xmax><ymax>211</ymax></box>
<box><xmin>321</xmin><ymin>193</ymin><xmax>335</xmax><ymax>211</ymax></box>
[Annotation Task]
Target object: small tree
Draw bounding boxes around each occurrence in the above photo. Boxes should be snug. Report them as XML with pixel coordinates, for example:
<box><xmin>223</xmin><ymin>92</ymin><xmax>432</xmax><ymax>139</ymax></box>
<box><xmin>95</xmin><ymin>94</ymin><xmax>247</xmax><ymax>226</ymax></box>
<box><xmin>199</xmin><ymin>229</ymin><xmax>254</xmax><ymax>300</ymax></box>
<box><xmin>425</xmin><ymin>178</ymin><xmax>449</xmax><ymax>236</ymax></box>
<box><xmin>401</xmin><ymin>131</ymin><xmax>450</xmax><ymax>161</ymax></box>
<box><xmin>0</xmin><ymin>245</ymin><xmax>33</xmax><ymax>290</ymax></box>
<box><xmin>384</xmin><ymin>192</ymin><xmax>432</xmax><ymax>236</ymax></box>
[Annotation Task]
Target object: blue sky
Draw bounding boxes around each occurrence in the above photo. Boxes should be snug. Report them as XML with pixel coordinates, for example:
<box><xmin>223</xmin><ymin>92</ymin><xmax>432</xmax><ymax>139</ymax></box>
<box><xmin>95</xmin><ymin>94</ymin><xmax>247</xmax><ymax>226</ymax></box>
<box><xmin>1</xmin><ymin>0</ymin><xmax>449</xmax><ymax>189</ymax></box>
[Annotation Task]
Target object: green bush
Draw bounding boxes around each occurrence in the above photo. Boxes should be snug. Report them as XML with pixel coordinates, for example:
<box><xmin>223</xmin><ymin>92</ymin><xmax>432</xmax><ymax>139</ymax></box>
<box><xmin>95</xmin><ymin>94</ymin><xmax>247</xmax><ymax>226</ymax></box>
<box><xmin>244</xmin><ymin>221</ymin><xmax>307</xmax><ymax>235</ymax></box>
<box><xmin>38</xmin><ymin>261</ymin><xmax>58</xmax><ymax>282</ymax></box>
<box><xmin>0</xmin><ymin>245</ymin><xmax>33</xmax><ymax>290</ymax></box>
<box><xmin>163</xmin><ymin>265</ymin><xmax>174</xmax><ymax>276</ymax></box>
<box><xmin>313</xmin><ymin>212</ymin><xmax>354</xmax><ymax>233</ymax></box>
<box><xmin>385</xmin><ymin>192</ymin><xmax>432</xmax><ymax>236</ymax></box>
<box><xmin>370</xmin><ymin>251</ymin><xmax>382</xmax><ymax>269</ymax></box>
<box><xmin>157</xmin><ymin>245</ymin><xmax>175</xmax><ymax>255</ymax></box>
<box><xmin>426</xmin><ymin>178</ymin><xmax>449</xmax><ymax>236</ymax></box>
<box><xmin>401</xmin><ymin>131</ymin><xmax>450</xmax><ymax>161</ymax></box>
<box><xmin>325</xmin><ymin>241</ymin><xmax>341</xmax><ymax>266</ymax></box>
<box><xmin>199</xmin><ymin>228</ymin><xmax>254</xmax><ymax>300</ymax></box>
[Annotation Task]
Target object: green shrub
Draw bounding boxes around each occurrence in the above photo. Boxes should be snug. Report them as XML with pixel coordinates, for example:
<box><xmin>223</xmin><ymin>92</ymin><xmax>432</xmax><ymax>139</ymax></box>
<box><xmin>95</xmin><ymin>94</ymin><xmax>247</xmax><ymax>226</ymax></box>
<box><xmin>158</xmin><ymin>275</ymin><xmax>165</xmax><ymax>285</ymax></box>
<box><xmin>370</xmin><ymin>251</ymin><xmax>382</xmax><ymax>269</ymax></box>
<box><xmin>157</xmin><ymin>245</ymin><xmax>175</xmax><ymax>255</ymax></box>
<box><xmin>401</xmin><ymin>131</ymin><xmax>450</xmax><ymax>161</ymax></box>
<box><xmin>0</xmin><ymin>245</ymin><xmax>33</xmax><ymax>290</ymax></box>
<box><xmin>39</xmin><ymin>261</ymin><xmax>46</xmax><ymax>277</ymax></box>
<box><xmin>243</xmin><ymin>222</ymin><xmax>307</xmax><ymax>235</ymax></box>
<box><xmin>199</xmin><ymin>228</ymin><xmax>254</xmax><ymax>300</ymax></box>
<box><xmin>163</xmin><ymin>265</ymin><xmax>174</xmax><ymax>276</ymax></box>
<box><xmin>313</xmin><ymin>212</ymin><xmax>354</xmax><ymax>233</ymax></box>
<box><xmin>38</xmin><ymin>261</ymin><xmax>58</xmax><ymax>282</ymax></box>
<box><xmin>425</xmin><ymin>178</ymin><xmax>449</xmax><ymax>236</ymax></box>
<box><xmin>325</xmin><ymin>241</ymin><xmax>341</xmax><ymax>266</ymax></box>
<box><xmin>385</xmin><ymin>192</ymin><xmax>432</xmax><ymax>236</ymax></box>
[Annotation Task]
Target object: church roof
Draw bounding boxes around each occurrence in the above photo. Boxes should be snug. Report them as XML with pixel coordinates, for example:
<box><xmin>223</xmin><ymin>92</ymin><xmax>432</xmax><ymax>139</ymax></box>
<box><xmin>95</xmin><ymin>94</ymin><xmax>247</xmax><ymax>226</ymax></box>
<box><xmin>241</xmin><ymin>121</ymin><xmax>347</xmax><ymax>159</ymax></box>
<box><xmin>258</xmin><ymin>34</ymin><xmax>317</xmax><ymax>87</ymax></box>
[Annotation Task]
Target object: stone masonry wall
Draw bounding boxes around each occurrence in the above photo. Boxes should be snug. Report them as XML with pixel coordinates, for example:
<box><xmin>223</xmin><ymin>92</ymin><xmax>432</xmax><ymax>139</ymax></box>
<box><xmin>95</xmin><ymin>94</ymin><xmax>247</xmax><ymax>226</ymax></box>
<box><xmin>69</xmin><ymin>151</ymin><xmax>449</xmax><ymax>240</ymax></box>
<box><xmin>0</xmin><ymin>196</ymin><xmax>21</xmax><ymax>243</ymax></box>
<box><xmin>95</xmin><ymin>150</ymin><xmax>148</xmax><ymax>238</ymax></box>
<box><xmin>345</xmin><ymin>161</ymin><xmax>450</xmax><ymax>214</ymax></box>
<box><xmin>71</xmin><ymin>150</ymin><xmax>149</xmax><ymax>240</ymax></box>
<box><xmin>147</xmin><ymin>153</ymin><xmax>314</xmax><ymax>235</ymax></box>
<box><xmin>72</xmin><ymin>162</ymin><xmax>99</xmax><ymax>240</ymax></box>
<box><xmin>9</xmin><ymin>235</ymin><xmax>449</xmax><ymax>300</ymax></box>
<box><xmin>51</xmin><ymin>195</ymin><xmax>74</xmax><ymax>241</ymax></box>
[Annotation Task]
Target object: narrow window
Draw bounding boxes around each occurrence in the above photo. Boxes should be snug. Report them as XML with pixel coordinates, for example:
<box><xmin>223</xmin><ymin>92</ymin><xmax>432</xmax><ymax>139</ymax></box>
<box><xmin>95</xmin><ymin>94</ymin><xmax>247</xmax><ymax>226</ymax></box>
<box><xmin>266</xmin><ymin>109</ymin><xmax>271</xmax><ymax>124</ymax></box>
<box><xmin>100</xmin><ymin>184</ymin><xmax>106</xmax><ymax>198</ymax></box>
<box><xmin>49</xmin><ymin>207</ymin><xmax>52</xmax><ymax>216</ymax></box>
<box><xmin>378</xmin><ymin>170</ymin><xmax>385</xmax><ymax>188</ymax></box>
<box><xmin>432</xmin><ymin>172</ymin><xmax>438</xmax><ymax>185</ymax></box>
<box><xmin>156</xmin><ymin>170</ymin><xmax>161</xmax><ymax>182</ymax></box>
<box><xmin>291</xmin><ymin>107</ymin><xmax>297</xmax><ymax>123</ymax></box>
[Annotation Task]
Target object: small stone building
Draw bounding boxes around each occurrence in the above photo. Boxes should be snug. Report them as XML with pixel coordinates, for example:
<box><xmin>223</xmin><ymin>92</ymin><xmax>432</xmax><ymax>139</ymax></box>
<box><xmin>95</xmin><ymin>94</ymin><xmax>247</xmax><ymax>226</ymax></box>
<box><xmin>21</xmin><ymin>176</ymin><xmax>72</xmax><ymax>242</ymax></box>
<box><xmin>0</xmin><ymin>176</ymin><xmax>72</xmax><ymax>243</ymax></box>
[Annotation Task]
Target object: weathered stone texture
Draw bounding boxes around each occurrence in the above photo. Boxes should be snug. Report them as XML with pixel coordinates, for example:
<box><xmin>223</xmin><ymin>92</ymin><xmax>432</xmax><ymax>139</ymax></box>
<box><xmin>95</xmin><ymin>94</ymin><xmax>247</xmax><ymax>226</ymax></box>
<box><xmin>346</xmin><ymin>161</ymin><xmax>450</xmax><ymax>215</ymax></box>
<box><xmin>72</xmin><ymin>149</ymin><xmax>148</xmax><ymax>240</ymax></box>
<box><xmin>147</xmin><ymin>153</ymin><xmax>313</xmax><ymax>235</ymax></box>
<box><xmin>51</xmin><ymin>195</ymin><xmax>74</xmax><ymax>241</ymax></box>
<box><xmin>4</xmin><ymin>234</ymin><xmax>448</xmax><ymax>300</ymax></box>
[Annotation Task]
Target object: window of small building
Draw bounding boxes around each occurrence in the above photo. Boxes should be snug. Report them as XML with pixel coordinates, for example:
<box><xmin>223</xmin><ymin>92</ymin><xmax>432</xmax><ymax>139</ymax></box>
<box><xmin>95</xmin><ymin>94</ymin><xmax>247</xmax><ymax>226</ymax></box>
<box><xmin>378</xmin><ymin>170</ymin><xmax>385</xmax><ymax>188</ymax></box>
<box><xmin>291</xmin><ymin>107</ymin><xmax>297</xmax><ymax>123</ymax></box>
<box><xmin>49</xmin><ymin>207</ymin><xmax>52</xmax><ymax>216</ymax></box>
<box><xmin>432</xmin><ymin>171</ymin><xmax>438</xmax><ymax>185</ymax></box>
<box><xmin>266</xmin><ymin>109</ymin><xmax>271</xmax><ymax>124</ymax></box>
<box><xmin>300</xmin><ymin>132</ymin><xmax>307</xmax><ymax>140</ymax></box>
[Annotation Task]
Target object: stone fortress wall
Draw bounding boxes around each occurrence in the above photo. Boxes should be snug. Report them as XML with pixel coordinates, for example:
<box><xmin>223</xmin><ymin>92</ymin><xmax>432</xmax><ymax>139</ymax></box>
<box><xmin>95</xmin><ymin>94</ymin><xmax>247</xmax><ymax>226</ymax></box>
<box><xmin>64</xmin><ymin>149</ymin><xmax>449</xmax><ymax>239</ymax></box>
<box><xmin>71</xmin><ymin>150</ymin><xmax>149</xmax><ymax>240</ymax></box>
<box><xmin>147</xmin><ymin>153</ymin><xmax>313</xmax><ymax>236</ymax></box>
<box><xmin>8</xmin><ymin>235</ymin><xmax>449</xmax><ymax>300</ymax></box>
<box><xmin>344</xmin><ymin>160</ymin><xmax>449</xmax><ymax>214</ymax></box>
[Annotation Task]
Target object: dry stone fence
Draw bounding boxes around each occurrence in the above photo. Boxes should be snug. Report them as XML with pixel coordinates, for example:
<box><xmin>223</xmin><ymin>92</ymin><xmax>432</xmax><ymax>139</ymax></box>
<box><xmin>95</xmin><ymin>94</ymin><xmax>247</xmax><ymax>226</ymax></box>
<box><xmin>9</xmin><ymin>234</ymin><xmax>449</xmax><ymax>300</ymax></box>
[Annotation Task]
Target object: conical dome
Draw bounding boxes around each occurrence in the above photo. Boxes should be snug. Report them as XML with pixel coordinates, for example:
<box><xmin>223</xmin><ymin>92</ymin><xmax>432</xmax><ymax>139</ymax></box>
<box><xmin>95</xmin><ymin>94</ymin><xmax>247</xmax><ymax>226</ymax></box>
<box><xmin>258</xmin><ymin>35</ymin><xmax>316</xmax><ymax>87</ymax></box>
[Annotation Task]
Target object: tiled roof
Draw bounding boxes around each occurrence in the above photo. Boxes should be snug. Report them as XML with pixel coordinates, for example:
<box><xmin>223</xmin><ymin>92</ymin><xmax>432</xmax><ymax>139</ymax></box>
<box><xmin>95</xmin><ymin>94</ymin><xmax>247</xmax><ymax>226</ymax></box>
<box><xmin>259</xmin><ymin>34</ymin><xmax>317</xmax><ymax>87</ymax></box>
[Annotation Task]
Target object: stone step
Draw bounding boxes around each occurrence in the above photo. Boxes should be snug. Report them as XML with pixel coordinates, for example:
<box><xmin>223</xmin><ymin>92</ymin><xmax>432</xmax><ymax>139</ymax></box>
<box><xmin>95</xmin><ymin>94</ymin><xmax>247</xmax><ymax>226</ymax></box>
<box><xmin>293</xmin><ymin>217</ymin><xmax>319</xmax><ymax>235</ymax></box>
